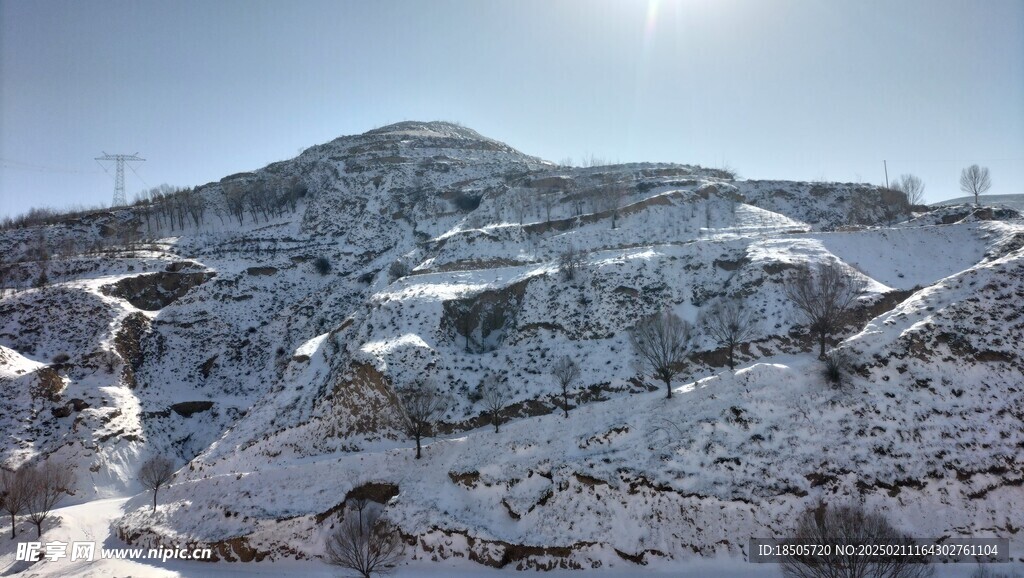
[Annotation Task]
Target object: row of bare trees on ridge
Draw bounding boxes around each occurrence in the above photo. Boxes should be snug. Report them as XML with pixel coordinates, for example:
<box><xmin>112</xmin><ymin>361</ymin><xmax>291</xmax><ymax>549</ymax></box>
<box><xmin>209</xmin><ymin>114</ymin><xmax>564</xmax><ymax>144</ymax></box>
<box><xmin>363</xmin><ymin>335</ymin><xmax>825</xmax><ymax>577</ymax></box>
<box><xmin>888</xmin><ymin>164</ymin><xmax>992</xmax><ymax>207</ymax></box>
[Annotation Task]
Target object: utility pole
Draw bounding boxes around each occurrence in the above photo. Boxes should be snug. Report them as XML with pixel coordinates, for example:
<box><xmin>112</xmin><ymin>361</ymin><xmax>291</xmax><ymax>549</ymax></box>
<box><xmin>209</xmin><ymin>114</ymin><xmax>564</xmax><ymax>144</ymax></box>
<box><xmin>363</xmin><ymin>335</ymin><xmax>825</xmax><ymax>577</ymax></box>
<box><xmin>95</xmin><ymin>152</ymin><xmax>144</xmax><ymax>207</ymax></box>
<box><xmin>883</xmin><ymin>160</ymin><xmax>889</xmax><ymax>189</ymax></box>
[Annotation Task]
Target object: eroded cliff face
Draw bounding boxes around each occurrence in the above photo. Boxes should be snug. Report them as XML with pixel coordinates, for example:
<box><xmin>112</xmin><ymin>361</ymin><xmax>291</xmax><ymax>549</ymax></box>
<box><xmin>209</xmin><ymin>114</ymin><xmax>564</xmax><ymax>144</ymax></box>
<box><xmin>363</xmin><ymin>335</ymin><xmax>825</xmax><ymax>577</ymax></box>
<box><xmin>101</xmin><ymin>266</ymin><xmax>215</xmax><ymax>311</ymax></box>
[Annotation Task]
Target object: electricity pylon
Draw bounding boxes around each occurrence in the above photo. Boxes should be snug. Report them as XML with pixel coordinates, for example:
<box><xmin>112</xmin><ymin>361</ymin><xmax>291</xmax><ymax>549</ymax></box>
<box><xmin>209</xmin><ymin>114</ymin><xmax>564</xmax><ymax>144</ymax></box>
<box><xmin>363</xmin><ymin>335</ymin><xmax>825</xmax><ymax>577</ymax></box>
<box><xmin>95</xmin><ymin>152</ymin><xmax>144</xmax><ymax>207</ymax></box>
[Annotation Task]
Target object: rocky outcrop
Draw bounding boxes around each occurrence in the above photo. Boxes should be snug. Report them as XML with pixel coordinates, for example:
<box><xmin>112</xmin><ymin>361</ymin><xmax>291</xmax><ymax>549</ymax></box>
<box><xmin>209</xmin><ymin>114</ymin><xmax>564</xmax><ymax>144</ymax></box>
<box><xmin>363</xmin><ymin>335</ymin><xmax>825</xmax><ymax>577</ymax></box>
<box><xmin>114</xmin><ymin>312</ymin><xmax>150</xmax><ymax>388</ymax></box>
<box><xmin>102</xmin><ymin>270</ymin><xmax>215</xmax><ymax>311</ymax></box>
<box><xmin>170</xmin><ymin>401</ymin><xmax>215</xmax><ymax>417</ymax></box>
<box><xmin>314</xmin><ymin>482</ymin><xmax>400</xmax><ymax>523</ymax></box>
<box><xmin>441</xmin><ymin>278</ymin><xmax>531</xmax><ymax>352</ymax></box>
<box><xmin>330</xmin><ymin>362</ymin><xmax>403</xmax><ymax>437</ymax></box>
<box><xmin>30</xmin><ymin>366</ymin><xmax>65</xmax><ymax>402</ymax></box>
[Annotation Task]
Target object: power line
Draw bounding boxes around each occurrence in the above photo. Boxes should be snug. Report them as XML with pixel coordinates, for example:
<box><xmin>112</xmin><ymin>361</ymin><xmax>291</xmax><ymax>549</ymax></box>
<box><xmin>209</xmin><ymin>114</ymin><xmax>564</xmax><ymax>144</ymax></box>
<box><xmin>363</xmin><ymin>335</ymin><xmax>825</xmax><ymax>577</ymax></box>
<box><xmin>127</xmin><ymin>162</ymin><xmax>150</xmax><ymax>191</ymax></box>
<box><xmin>0</xmin><ymin>158</ymin><xmax>102</xmax><ymax>175</ymax></box>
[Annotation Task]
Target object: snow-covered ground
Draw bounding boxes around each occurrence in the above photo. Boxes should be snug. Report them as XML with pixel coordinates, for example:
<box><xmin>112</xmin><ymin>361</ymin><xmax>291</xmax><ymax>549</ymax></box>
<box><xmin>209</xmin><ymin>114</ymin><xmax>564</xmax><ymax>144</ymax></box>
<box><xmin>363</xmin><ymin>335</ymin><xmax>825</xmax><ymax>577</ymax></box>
<box><xmin>2</xmin><ymin>121</ymin><xmax>1022</xmax><ymax>576</ymax></box>
<box><xmin>2</xmin><ymin>453</ymin><xmax>1018</xmax><ymax>577</ymax></box>
<box><xmin>934</xmin><ymin>194</ymin><xmax>1024</xmax><ymax>211</ymax></box>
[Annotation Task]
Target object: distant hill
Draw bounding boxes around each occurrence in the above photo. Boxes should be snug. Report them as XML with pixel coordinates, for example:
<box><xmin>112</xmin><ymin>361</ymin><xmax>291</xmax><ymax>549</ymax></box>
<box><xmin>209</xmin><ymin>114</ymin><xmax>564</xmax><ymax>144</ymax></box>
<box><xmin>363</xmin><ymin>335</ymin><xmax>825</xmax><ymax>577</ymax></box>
<box><xmin>933</xmin><ymin>193</ymin><xmax>1024</xmax><ymax>210</ymax></box>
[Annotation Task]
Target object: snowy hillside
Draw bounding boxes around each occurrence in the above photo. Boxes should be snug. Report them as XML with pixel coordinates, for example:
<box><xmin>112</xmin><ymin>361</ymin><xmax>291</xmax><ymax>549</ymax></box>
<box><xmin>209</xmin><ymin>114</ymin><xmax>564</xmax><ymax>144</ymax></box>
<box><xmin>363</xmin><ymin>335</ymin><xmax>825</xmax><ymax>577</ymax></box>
<box><xmin>934</xmin><ymin>194</ymin><xmax>1024</xmax><ymax>212</ymax></box>
<box><xmin>1</xmin><ymin>121</ymin><xmax>1021</xmax><ymax>576</ymax></box>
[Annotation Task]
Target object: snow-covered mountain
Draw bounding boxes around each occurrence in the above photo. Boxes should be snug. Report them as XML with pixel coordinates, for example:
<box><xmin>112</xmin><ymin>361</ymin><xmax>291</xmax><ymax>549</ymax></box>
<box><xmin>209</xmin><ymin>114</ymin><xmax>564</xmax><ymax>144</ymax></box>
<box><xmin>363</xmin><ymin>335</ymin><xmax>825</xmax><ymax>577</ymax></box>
<box><xmin>1</xmin><ymin>121</ymin><xmax>1021</xmax><ymax>573</ymax></box>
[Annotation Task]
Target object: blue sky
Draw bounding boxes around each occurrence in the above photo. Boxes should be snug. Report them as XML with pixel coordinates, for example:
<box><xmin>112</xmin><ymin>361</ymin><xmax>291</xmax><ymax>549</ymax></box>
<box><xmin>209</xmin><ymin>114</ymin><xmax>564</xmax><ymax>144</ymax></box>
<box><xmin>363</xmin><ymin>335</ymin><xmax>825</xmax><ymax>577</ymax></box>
<box><xmin>2</xmin><ymin>0</ymin><xmax>1022</xmax><ymax>218</ymax></box>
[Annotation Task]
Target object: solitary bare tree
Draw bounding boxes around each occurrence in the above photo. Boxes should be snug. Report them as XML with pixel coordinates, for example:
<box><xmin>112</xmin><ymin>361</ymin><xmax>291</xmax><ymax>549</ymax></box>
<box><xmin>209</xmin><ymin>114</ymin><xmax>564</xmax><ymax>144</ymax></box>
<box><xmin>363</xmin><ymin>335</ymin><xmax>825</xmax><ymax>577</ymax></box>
<box><xmin>891</xmin><ymin>174</ymin><xmax>925</xmax><ymax>206</ymax></box>
<box><xmin>325</xmin><ymin>505</ymin><xmax>403</xmax><ymax>578</ymax></box>
<box><xmin>781</xmin><ymin>502</ymin><xmax>933</xmax><ymax>578</ymax></box>
<box><xmin>550</xmin><ymin>356</ymin><xmax>580</xmax><ymax>418</ymax></box>
<box><xmin>396</xmin><ymin>381</ymin><xmax>446</xmax><ymax>459</ymax></box>
<box><xmin>0</xmin><ymin>465</ymin><xmax>32</xmax><ymax>538</ymax></box>
<box><xmin>25</xmin><ymin>460</ymin><xmax>76</xmax><ymax>538</ymax></box>
<box><xmin>480</xmin><ymin>374</ymin><xmax>509</xmax><ymax>433</ymax></box>
<box><xmin>629</xmin><ymin>311</ymin><xmax>692</xmax><ymax>399</ymax></box>
<box><xmin>960</xmin><ymin>164</ymin><xmax>992</xmax><ymax>206</ymax></box>
<box><xmin>703</xmin><ymin>298</ymin><xmax>757</xmax><ymax>370</ymax></box>
<box><xmin>138</xmin><ymin>456</ymin><xmax>176</xmax><ymax>512</ymax></box>
<box><xmin>558</xmin><ymin>245</ymin><xmax>585</xmax><ymax>281</ymax></box>
<box><xmin>783</xmin><ymin>262</ymin><xmax>865</xmax><ymax>359</ymax></box>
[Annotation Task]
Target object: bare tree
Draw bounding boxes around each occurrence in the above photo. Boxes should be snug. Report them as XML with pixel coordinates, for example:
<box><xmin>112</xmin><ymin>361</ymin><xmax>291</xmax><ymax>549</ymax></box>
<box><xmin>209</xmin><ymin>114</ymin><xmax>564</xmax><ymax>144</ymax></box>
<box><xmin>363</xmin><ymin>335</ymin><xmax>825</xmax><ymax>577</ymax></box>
<box><xmin>550</xmin><ymin>356</ymin><xmax>580</xmax><ymax>418</ymax></box>
<box><xmin>630</xmin><ymin>311</ymin><xmax>692</xmax><ymax>399</ymax></box>
<box><xmin>284</xmin><ymin>176</ymin><xmax>306</xmax><ymax>212</ymax></box>
<box><xmin>246</xmin><ymin>181</ymin><xmax>270</xmax><ymax>223</ymax></box>
<box><xmin>28</xmin><ymin>267</ymin><xmax>44</xmax><ymax>291</ymax></box>
<box><xmin>818</xmin><ymin>349</ymin><xmax>852</xmax><ymax>388</ymax></box>
<box><xmin>396</xmin><ymin>381</ymin><xmax>446</xmax><ymax>459</ymax></box>
<box><xmin>171</xmin><ymin>192</ymin><xmax>188</xmax><ymax>230</ymax></box>
<box><xmin>211</xmin><ymin>203</ymin><xmax>228</xmax><ymax>227</ymax></box>
<box><xmin>960</xmin><ymin>164</ymin><xmax>992</xmax><ymax>206</ymax></box>
<box><xmin>138</xmin><ymin>456</ymin><xmax>176</xmax><ymax>512</ymax></box>
<box><xmin>783</xmin><ymin>262</ymin><xmax>866</xmax><ymax>359</ymax></box>
<box><xmin>781</xmin><ymin>502</ymin><xmax>933</xmax><ymax>578</ymax></box>
<box><xmin>890</xmin><ymin>174</ymin><xmax>925</xmax><ymax>206</ymax></box>
<box><xmin>595</xmin><ymin>185</ymin><xmax>625</xmax><ymax>228</ymax></box>
<box><xmin>969</xmin><ymin>566</ymin><xmax>1023</xmax><ymax>578</ymax></box>
<box><xmin>480</xmin><ymin>374</ymin><xmax>509</xmax><ymax>432</ymax></box>
<box><xmin>451</xmin><ymin>300</ymin><xmax>474</xmax><ymax>353</ymax></box>
<box><xmin>223</xmin><ymin>182</ymin><xmax>247</xmax><ymax>226</ymax></box>
<box><xmin>146</xmin><ymin>186</ymin><xmax>166</xmax><ymax>230</ymax></box>
<box><xmin>138</xmin><ymin>202</ymin><xmax>155</xmax><ymax>234</ymax></box>
<box><xmin>511</xmin><ymin>190</ymin><xmax>530</xmax><ymax>225</ymax></box>
<box><xmin>0</xmin><ymin>466</ymin><xmax>32</xmax><ymax>538</ymax></box>
<box><xmin>558</xmin><ymin>245</ymin><xmax>585</xmax><ymax>281</ymax></box>
<box><xmin>572</xmin><ymin>196</ymin><xmax>586</xmax><ymax>218</ymax></box>
<box><xmin>181</xmin><ymin>188</ymin><xmax>207</xmax><ymax>228</ymax></box>
<box><xmin>32</xmin><ymin>230</ymin><xmax>49</xmax><ymax>261</ymax></box>
<box><xmin>349</xmin><ymin>497</ymin><xmax>369</xmax><ymax>529</ymax></box>
<box><xmin>324</xmin><ymin>504</ymin><xmax>403</xmax><ymax>578</ymax></box>
<box><xmin>703</xmin><ymin>298</ymin><xmax>757</xmax><ymax>370</ymax></box>
<box><xmin>540</xmin><ymin>191</ymin><xmax>557</xmax><ymax>223</ymax></box>
<box><xmin>25</xmin><ymin>460</ymin><xmax>76</xmax><ymax>538</ymax></box>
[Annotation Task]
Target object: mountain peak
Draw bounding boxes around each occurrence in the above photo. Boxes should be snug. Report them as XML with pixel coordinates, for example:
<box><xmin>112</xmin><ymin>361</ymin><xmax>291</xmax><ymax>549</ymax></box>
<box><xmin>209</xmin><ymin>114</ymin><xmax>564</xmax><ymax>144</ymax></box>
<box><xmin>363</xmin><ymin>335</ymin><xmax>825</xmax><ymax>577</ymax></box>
<box><xmin>362</xmin><ymin>120</ymin><xmax>492</xmax><ymax>141</ymax></box>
